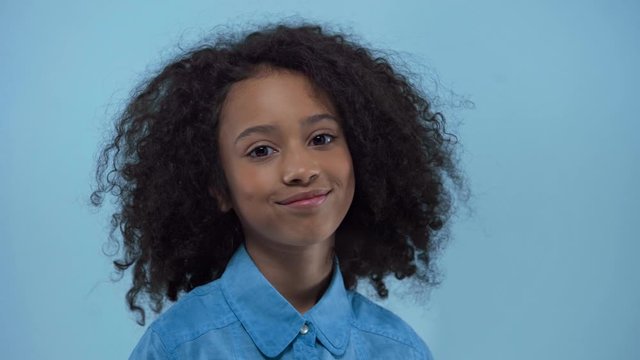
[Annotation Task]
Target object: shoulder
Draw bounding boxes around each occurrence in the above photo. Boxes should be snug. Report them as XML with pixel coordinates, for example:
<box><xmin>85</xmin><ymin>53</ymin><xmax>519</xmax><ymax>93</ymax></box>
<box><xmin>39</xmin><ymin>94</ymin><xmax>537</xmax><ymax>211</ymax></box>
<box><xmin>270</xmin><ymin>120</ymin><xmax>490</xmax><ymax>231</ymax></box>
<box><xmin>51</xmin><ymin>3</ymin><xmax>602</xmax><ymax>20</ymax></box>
<box><xmin>140</xmin><ymin>280</ymin><xmax>238</xmax><ymax>354</ymax></box>
<box><xmin>349</xmin><ymin>291</ymin><xmax>433</xmax><ymax>359</ymax></box>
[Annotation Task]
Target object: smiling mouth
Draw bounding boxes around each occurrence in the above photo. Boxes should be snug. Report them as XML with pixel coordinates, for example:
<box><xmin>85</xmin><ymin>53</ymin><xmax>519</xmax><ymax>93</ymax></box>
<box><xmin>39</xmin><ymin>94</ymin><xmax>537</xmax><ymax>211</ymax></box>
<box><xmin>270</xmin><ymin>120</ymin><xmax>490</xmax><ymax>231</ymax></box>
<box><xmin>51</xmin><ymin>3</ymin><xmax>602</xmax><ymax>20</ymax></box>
<box><xmin>276</xmin><ymin>189</ymin><xmax>331</xmax><ymax>205</ymax></box>
<box><xmin>276</xmin><ymin>190</ymin><xmax>331</xmax><ymax>209</ymax></box>
<box><xmin>285</xmin><ymin>194</ymin><xmax>327</xmax><ymax>207</ymax></box>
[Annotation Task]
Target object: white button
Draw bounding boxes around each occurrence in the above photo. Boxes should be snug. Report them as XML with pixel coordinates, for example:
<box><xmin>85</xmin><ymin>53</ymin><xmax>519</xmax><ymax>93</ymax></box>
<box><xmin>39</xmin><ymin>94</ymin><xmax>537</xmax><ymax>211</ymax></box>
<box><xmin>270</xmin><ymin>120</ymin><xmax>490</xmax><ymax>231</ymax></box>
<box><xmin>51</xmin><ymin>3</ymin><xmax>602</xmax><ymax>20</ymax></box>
<box><xmin>299</xmin><ymin>323</ymin><xmax>309</xmax><ymax>335</ymax></box>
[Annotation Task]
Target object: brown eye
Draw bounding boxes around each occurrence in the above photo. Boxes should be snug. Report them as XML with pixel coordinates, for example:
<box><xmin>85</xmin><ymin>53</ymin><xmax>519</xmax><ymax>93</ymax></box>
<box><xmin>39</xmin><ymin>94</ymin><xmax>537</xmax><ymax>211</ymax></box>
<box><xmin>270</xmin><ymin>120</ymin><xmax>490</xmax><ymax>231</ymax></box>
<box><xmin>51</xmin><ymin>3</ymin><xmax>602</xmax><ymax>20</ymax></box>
<box><xmin>248</xmin><ymin>145</ymin><xmax>275</xmax><ymax>158</ymax></box>
<box><xmin>310</xmin><ymin>134</ymin><xmax>335</xmax><ymax>146</ymax></box>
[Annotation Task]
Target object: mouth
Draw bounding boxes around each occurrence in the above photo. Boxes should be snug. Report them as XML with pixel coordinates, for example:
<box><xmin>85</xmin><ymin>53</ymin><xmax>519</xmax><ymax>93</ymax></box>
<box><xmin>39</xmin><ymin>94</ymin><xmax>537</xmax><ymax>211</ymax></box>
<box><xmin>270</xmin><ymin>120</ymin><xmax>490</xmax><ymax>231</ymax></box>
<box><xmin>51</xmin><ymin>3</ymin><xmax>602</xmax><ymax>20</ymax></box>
<box><xmin>276</xmin><ymin>189</ymin><xmax>331</xmax><ymax>208</ymax></box>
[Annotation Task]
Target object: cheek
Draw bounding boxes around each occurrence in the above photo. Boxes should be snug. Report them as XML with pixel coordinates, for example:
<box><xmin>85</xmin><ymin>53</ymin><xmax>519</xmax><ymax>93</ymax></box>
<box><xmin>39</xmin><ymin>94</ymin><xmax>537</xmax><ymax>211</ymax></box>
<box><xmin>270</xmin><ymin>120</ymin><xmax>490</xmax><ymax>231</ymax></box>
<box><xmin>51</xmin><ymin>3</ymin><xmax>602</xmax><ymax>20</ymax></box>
<box><xmin>226</xmin><ymin>163</ymin><xmax>273</xmax><ymax>205</ymax></box>
<box><xmin>327</xmin><ymin>147</ymin><xmax>356</xmax><ymax>199</ymax></box>
<box><xmin>337</xmin><ymin>148</ymin><xmax>355</xmax><ymax>184</ymax></box>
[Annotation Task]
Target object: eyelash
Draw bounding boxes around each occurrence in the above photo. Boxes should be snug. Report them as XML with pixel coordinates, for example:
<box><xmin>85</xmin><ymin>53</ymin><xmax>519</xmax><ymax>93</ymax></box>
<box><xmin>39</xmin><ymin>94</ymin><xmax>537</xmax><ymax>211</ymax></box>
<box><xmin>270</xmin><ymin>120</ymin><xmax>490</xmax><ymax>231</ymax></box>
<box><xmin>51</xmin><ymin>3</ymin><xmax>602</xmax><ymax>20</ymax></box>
<box><xmin>247</xmin><ymin>134</ymin><xmax>337</xmax><ymax>159</ymax></box>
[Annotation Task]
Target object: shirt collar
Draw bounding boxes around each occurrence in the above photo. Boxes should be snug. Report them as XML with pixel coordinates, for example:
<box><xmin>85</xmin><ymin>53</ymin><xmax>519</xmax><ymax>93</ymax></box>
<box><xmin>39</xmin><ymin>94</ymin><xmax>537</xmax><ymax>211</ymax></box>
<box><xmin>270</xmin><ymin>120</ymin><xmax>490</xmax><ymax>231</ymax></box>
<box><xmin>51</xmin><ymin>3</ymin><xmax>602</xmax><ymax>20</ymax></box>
<box><xmin>220</xmin><ymin>244</ymin><xmax>351</xmax><ymax>357</ymax></box>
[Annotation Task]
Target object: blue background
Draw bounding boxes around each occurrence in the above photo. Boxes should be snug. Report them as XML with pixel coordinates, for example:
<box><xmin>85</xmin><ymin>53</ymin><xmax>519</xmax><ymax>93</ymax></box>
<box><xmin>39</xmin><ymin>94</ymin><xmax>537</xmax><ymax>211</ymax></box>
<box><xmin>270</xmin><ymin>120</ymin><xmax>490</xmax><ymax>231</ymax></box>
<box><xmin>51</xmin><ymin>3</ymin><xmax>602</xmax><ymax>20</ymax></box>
<box><xmin>1</xmin><ymin>1</ymin><xmax>638</xmax><ymax>359</ymax></box>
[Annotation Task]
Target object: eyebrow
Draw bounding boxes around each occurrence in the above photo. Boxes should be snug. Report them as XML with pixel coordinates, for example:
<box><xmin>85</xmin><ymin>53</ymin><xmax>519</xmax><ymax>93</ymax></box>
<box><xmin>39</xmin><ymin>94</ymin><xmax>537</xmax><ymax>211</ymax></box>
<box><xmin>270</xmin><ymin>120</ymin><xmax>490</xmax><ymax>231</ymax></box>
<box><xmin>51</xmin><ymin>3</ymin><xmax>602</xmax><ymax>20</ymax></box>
<box><xmin>234</xmin><ymin>113</ymin><xmax>338</xmax><ymax>145</ymax></box>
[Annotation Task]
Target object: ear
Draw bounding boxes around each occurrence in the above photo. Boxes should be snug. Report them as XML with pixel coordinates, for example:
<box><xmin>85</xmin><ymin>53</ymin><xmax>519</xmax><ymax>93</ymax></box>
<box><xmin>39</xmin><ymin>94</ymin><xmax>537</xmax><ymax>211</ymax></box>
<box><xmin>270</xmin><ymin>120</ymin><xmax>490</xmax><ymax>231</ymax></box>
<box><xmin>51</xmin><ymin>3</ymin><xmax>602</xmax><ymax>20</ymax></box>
<box><xmin>208</xmin><ymin>186</ymin><xmax>232</xmax><ymax>212</ymax></box>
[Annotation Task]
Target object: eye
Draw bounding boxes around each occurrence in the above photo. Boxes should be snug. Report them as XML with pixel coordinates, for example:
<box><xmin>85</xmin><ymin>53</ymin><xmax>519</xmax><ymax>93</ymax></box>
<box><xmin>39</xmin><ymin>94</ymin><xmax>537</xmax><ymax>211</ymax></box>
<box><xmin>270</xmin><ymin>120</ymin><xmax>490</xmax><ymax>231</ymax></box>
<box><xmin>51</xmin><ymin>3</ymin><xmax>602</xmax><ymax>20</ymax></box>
<box><xmin>310</xmin><ymin>134</ymin><xmax>336</xmax><ymax>146</ymax></box>
<box><xmin>248</xmin><ymin>145</ymin><xmax>276</xmax><ymax>158</ymax></box>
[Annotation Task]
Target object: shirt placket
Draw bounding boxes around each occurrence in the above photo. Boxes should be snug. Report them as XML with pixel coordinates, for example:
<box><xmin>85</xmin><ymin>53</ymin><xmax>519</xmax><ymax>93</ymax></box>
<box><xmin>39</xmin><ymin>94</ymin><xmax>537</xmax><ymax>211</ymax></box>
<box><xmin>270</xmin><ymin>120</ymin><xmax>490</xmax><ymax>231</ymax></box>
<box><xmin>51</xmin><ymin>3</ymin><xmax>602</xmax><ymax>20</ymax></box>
<box><xmin>292</xmin><ymin>321</ymin><xmax>318</xmax><ymax>360</ymax></box>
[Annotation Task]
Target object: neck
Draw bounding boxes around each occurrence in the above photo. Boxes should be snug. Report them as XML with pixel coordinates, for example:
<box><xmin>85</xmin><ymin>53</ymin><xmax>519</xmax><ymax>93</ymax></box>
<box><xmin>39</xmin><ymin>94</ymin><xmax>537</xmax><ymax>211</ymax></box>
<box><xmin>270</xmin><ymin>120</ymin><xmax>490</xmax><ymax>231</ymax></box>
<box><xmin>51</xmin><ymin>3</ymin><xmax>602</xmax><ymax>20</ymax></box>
<box><xmin>244</xmin><ymin>238</ymin><xmax>334</xmax><ymax>314</ymax></box>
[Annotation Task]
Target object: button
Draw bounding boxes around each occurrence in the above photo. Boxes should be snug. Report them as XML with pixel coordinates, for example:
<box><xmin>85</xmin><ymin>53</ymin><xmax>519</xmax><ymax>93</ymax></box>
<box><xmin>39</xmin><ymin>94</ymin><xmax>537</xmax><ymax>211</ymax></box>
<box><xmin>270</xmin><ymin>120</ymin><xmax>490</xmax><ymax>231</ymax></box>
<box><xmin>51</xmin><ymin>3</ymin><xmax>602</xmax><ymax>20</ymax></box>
<box><xmin>299</xmin><ymin>323</ymin><xmax>309</xmax><ymax>335</ymax></box>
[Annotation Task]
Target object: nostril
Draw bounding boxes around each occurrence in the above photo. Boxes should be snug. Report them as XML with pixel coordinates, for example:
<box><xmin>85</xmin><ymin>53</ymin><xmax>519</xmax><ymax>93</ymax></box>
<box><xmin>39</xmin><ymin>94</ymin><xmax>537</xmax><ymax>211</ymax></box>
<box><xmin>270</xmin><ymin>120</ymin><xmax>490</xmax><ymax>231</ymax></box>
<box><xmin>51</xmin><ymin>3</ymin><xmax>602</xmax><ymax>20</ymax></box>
<box><xmin>283</xmin><ymin>168</ymin><xmax>320</xmax><ymax>185</ymax></box>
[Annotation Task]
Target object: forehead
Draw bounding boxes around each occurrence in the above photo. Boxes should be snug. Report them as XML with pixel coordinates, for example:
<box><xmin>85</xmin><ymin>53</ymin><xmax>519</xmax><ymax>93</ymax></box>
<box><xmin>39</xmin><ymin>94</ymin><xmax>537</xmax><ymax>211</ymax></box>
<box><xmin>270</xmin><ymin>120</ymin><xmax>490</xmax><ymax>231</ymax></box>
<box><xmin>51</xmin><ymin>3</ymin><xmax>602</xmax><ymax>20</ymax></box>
<box><xmin>219</xmin><ymin>68</ymin><xmax>337</xmax><ymax>134</ymax></box>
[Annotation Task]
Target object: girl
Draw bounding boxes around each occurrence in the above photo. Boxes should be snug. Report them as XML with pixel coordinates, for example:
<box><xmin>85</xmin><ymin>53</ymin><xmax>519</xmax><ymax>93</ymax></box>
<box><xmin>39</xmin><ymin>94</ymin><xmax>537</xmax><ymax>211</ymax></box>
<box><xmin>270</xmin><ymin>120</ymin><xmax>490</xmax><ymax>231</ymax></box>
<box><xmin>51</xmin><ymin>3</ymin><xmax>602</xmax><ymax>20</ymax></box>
<box><xmin>92</xmin><ymin>22</ymin><xmax>462</xmax><ymax>359</ymax></box>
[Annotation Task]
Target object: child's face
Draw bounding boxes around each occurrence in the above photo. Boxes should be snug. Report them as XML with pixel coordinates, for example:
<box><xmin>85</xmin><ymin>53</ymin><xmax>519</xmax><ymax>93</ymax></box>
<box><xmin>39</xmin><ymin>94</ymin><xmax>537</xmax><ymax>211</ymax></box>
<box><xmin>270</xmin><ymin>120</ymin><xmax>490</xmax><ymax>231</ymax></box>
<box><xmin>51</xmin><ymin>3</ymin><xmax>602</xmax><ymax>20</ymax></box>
<box><xmin>216</xmin><ymin>68</ymin><xmax>355</xmax><ymax>249</ymax></box>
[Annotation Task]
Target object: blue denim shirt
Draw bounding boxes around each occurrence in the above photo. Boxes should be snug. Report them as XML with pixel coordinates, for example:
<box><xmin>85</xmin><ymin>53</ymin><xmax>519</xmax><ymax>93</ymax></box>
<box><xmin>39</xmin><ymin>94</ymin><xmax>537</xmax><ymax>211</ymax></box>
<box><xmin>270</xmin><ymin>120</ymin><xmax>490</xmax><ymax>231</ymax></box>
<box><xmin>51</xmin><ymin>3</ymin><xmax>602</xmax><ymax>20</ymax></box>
<box><xmin>129</xmin><ymin>245</ymin><xmax>433</xmax><ymax>359</ymax></box>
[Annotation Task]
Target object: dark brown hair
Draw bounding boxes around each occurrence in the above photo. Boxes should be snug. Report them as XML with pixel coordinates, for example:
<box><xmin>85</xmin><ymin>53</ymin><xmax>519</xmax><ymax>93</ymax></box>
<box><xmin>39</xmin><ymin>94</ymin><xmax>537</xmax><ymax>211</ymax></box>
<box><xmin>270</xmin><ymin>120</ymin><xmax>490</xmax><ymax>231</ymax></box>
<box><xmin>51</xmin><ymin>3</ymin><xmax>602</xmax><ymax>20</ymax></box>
<box><xmin>92</xmin><ymin>22</ymin><xmax>464</xmax><ymax>325</ymax></box>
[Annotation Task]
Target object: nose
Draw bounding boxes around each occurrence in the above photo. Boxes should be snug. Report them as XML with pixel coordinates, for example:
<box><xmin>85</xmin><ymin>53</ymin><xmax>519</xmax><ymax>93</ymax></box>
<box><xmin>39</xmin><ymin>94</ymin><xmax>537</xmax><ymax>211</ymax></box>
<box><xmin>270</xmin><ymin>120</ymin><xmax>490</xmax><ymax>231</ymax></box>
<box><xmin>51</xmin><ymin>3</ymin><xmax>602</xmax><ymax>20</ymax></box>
<box><xmin>281</xmin><ymin>148</ymin><xmax>320</xmax><ymax>185</ymax></box>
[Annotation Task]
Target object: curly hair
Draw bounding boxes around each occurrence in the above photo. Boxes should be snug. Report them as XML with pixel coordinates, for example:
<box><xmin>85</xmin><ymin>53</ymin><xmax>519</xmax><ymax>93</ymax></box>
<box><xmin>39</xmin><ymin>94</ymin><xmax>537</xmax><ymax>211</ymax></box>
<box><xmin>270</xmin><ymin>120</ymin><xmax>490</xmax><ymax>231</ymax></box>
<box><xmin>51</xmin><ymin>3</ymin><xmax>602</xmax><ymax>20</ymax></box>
<box><xmin>91</xmin><ymin>21</ymin><xmax>464</xmax><ymax>325</ymax></box>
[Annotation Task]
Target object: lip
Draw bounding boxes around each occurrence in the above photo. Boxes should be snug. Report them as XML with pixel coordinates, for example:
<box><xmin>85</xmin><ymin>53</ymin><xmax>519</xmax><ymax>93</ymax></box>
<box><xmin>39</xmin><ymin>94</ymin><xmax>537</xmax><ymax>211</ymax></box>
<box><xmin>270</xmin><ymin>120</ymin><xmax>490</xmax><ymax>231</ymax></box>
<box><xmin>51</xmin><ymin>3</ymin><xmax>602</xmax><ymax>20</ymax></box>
<box><xmin>276</xmin><ymin>189</ymin><xmax>331</xmax><ymax>205</ymax></box>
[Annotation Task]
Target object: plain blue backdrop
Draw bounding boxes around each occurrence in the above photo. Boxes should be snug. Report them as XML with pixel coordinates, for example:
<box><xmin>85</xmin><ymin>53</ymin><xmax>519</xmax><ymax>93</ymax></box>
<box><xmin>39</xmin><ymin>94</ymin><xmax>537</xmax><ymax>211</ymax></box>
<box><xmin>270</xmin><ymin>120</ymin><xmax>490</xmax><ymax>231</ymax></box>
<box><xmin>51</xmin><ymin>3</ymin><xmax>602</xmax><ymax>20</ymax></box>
<box><xmin>1</xmin><ymin>1</ymin><xmax>638</xmax><ymax>359</ymax></box>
